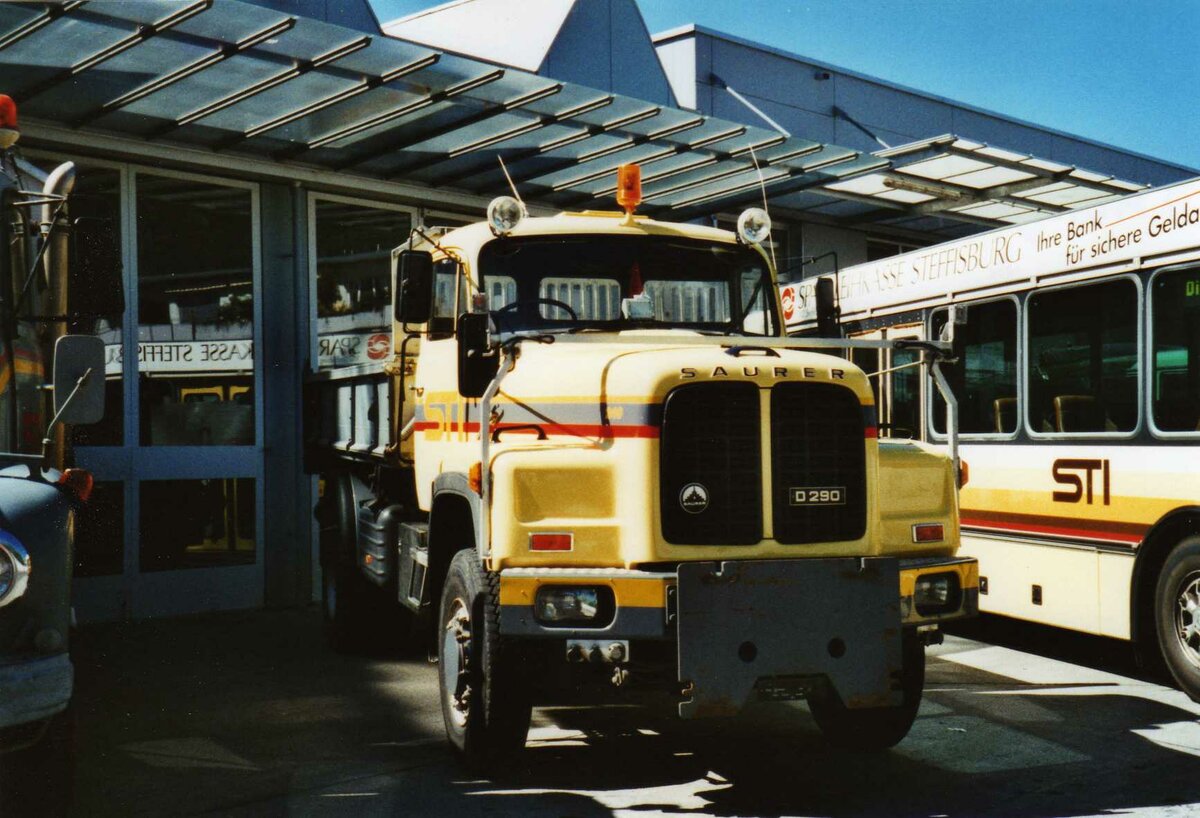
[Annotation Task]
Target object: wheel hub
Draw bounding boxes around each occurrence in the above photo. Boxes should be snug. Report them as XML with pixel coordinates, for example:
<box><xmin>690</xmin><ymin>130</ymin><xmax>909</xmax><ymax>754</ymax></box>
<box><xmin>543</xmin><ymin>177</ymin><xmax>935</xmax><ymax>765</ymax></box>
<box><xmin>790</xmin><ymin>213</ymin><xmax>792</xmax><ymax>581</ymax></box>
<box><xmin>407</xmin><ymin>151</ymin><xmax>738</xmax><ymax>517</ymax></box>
<box><xmin>1174</xmin><ymin>571</ymin><xmax>1200</xmax><ymax>670</ymax></box>
<box><xmin>442</xmin><ymin>598</ymin><xmax>473</xmax><ymax>728</ymax></box>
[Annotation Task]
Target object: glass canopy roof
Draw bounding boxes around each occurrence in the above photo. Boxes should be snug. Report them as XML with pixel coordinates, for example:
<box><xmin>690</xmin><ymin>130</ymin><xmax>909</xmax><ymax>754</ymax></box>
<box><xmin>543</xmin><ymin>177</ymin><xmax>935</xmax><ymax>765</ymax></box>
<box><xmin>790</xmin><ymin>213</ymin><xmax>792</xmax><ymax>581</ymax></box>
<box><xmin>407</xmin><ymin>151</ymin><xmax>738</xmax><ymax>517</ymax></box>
<box><xmin>0</xmin><ymin>1</ymin><xmax>1147</xmax><ymax>230</ymax></box>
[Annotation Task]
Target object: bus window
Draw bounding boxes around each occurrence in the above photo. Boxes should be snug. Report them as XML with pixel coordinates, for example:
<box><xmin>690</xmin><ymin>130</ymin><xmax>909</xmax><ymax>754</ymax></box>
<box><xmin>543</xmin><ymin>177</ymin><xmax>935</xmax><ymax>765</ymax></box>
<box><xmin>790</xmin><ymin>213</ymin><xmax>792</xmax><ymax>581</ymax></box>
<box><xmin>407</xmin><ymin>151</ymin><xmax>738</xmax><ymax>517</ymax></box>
<box><xmin>1152</xmin><ymin>269</ymin><xmax>1200</xmax><ymax>432</ymax></box>
<box><xmin>1027</xmin><ymin>279</ymin><xmax>1138</xmax><ymax>434</ymax></box>
<box><xmin>851</xmin><ymin>347</ymin><xmax>880</xmax><ymax>407</ymax></box>
<box><xmin>932</xmin><ymin>300</ymin><xmax>1018</xmax><ymax>435</ymax></box>
<box><xmin>890</xmin><ymin>346</ymin><xmax>921</xmax><ymax>437</ymax></box>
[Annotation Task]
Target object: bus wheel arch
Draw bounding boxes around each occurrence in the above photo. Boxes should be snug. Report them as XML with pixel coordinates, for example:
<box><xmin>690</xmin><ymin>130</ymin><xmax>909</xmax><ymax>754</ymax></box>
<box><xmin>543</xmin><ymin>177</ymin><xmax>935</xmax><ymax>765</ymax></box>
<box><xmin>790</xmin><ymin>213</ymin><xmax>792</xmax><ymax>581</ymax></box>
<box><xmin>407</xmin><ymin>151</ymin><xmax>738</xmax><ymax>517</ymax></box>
<box><xmin>1155</xmin><ymin>535</ymin><xmax>1200</xmax><ymax>701</ymax></box>
<box><xmin>1131</xmin><ymin>508</ymin><xmax>1200</xmax><ymax>676</ymax></box>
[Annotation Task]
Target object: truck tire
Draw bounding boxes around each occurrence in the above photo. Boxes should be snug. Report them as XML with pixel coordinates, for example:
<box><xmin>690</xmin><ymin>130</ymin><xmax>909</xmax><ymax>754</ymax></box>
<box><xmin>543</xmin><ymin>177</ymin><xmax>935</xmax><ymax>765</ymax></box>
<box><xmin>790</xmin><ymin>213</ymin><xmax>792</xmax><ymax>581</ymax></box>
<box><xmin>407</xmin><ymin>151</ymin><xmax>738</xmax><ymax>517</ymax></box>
<box><xmin>1154</xmin><ymin>536</ymin><xmax>1200</xmax><ymax>701</ymax></box>
<box><xmin>319</xmin><ymin>474</ymin><xmax>374</xmax><ymax>653</ymax></box>
<box><xmin>808</xmin><ymin>629</ymin><xmax>924</xmax><ymax>751</ymax></box>
<box><xmin>438</xmin><ymin>549</ymin><xmax>531</xmax><ymax>769</ymax></box>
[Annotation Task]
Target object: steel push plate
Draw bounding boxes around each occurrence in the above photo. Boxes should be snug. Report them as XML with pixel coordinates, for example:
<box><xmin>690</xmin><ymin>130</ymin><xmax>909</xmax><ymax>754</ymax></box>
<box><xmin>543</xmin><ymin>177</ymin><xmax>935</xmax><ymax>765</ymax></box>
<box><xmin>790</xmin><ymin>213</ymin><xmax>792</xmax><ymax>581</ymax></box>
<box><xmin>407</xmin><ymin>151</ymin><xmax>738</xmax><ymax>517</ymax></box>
<box><xmin>677</xmin><ymin>558</ymin><xmax>901</xmax><ymax>718</ymax></box>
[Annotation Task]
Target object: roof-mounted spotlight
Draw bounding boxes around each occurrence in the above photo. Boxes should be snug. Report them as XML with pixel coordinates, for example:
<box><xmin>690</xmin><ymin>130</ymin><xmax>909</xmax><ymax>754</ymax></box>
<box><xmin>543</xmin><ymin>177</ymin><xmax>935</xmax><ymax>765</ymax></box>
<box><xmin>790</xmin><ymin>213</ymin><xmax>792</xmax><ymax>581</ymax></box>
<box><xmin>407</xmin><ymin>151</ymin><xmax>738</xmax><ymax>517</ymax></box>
<box><xmin>736</xmin><ymin>207</ymin><xmax>772</xmax><ymax>245</ymax></box>
<box><xmin>486</xmin><ymin>195</ymin><xmax>525</xmax><ymax>236</ymax></box>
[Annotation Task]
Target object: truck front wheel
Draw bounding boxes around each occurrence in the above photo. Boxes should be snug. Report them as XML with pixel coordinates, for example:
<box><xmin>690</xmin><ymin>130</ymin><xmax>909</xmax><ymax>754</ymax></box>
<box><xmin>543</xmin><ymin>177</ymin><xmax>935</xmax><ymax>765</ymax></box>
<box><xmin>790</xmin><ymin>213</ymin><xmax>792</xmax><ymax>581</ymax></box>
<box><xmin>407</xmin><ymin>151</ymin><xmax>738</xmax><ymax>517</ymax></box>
<box><xmin>438</xmin><ymin>549</ymin><xmax>531</xmax><ymax>768</ymax></box>
<box><xmin>808</xmin><ymin>629</ymin><xmax>924</xmax><ymax>751</ymax></box>
<box><xmin>1154</xmin><ymin>536</ymin><xmax>1200</xmax><ymax>701</ymax></box>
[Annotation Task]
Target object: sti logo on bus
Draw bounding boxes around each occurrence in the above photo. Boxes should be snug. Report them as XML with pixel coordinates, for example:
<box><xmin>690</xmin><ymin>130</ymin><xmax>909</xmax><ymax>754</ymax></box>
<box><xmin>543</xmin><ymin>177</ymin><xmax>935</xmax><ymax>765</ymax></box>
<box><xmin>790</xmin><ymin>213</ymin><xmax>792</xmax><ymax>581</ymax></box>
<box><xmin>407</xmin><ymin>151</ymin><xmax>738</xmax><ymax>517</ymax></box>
<box><xmin>1051</xmin><ymin>458</ymin><xmax>1111</xmax><ymax>505</ymax></box>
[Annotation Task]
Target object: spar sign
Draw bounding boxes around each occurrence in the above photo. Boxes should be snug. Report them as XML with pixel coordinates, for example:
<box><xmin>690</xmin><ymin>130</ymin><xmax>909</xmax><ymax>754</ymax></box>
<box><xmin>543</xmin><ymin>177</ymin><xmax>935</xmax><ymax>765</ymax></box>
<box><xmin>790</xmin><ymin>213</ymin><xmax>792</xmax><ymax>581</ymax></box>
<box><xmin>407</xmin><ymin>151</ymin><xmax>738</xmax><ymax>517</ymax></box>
<box><xmin>780</xmin><ymin>285</ymin><xmax>797</xmax><ymax>323</ymax></box>
<box><xmin>783</xmin><ymin>176</ymin><xmax>1200</xmax><ymax>327</ymax></box>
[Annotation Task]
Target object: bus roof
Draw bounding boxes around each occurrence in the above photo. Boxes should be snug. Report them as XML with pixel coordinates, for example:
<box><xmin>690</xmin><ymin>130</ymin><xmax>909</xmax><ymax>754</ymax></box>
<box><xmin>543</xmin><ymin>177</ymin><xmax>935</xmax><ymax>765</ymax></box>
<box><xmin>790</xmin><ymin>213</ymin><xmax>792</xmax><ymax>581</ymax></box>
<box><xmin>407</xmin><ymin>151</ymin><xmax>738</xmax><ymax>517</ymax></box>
<box><xmin>783</xmin><ymin>175</ymin><xmax>1200</xmax><ymax>328</ymax></box>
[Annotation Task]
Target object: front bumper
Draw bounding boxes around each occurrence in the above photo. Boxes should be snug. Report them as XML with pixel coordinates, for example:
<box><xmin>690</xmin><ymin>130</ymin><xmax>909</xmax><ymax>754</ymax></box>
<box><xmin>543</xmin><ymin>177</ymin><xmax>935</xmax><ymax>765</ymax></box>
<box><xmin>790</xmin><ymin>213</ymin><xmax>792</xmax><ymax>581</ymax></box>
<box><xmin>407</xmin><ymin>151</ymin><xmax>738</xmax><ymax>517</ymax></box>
<box><xmin>498</xmin><ymin>556</ymin><xmax>977</xmax><ymax>716</ymax></box>
<box><xmin>498</xmin><ymin>555</ymin><xmax>979</xmax><ymax>639</ymax></box>
<box><xmin>0</xmin><ymin>651</ymin><xmax>73</xmax><ymax>731</ymax></box>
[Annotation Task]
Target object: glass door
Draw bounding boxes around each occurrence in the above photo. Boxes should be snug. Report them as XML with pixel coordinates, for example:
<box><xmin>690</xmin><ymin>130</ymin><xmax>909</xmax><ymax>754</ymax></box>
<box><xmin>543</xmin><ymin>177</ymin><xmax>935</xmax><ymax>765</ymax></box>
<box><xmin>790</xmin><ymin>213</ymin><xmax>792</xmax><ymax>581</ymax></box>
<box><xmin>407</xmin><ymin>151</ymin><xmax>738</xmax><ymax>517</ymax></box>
<box><xmin>73</xmin><ymin>165</ymin><xmax>264</xmax><ymax>621</ymax></box>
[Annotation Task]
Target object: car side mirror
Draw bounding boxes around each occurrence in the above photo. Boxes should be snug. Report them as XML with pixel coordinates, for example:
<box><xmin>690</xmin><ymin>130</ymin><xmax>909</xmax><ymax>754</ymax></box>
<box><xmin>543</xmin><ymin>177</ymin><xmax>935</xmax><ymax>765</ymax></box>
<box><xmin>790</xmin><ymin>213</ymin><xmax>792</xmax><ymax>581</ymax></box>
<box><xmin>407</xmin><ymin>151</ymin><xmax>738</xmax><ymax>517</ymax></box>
<box><xmin>457</xmin><ymin>312</ymin><xmax>498</xmax><ymax>399</ymax></box>
<box><xmin>395</xmin><ymin>250</ymin><xmax>433</xmax><ymax>324</ymax></box>
<box><xmin>70</xmin><ymin>217</ymin><xmax>124</xmax><ymax>320</ymax></box>
<box><xmin>53</xmin><ymin>334</ymin><xmax>105</xmax><ymax>425</ymax></box>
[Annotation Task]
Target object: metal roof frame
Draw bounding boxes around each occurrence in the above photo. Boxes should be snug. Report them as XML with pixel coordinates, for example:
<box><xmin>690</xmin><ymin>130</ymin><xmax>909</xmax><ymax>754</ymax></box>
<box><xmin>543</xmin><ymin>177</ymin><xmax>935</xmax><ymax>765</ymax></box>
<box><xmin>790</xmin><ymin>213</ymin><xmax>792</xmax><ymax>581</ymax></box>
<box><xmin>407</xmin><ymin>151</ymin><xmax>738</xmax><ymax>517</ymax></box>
<box><xmin>0</xmin><ymin>1</ymin><xmax>1150</xmax><ymax>231</ymax></box>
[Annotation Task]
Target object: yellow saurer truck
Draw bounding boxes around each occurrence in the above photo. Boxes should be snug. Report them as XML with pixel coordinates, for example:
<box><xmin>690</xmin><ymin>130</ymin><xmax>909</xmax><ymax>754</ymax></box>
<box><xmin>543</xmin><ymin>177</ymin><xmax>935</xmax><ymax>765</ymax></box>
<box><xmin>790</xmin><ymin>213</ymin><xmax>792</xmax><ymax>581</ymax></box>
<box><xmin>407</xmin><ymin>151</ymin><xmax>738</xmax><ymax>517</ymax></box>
<box><xmin>306</xmin><ymin>166</ymin><xmax>978</xmax><ymax>766</ymax></box>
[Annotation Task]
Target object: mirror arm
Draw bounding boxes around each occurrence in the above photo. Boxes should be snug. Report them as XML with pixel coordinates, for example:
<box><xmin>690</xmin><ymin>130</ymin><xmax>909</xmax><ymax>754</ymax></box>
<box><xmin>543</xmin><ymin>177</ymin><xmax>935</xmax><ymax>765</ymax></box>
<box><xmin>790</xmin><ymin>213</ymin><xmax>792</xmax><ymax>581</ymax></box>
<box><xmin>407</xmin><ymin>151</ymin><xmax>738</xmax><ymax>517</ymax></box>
<box><xmin>14</xmin><ymin>198</ymin><xmax>66</xmax><ymax>318</ymax></box>
<box><xmin>477</xmin><ymin>344</ymin><xmax>517</xmax><ymax>561</ymax></box>
<box><xmin>929</xmin><ymin>358</ymin><xmax>959</xmax><ymax>484</ymax></box>
<box><xmin>40</xmin><ymin>366</ymin><xmax>92</xmax><ymax>465</ymax></box>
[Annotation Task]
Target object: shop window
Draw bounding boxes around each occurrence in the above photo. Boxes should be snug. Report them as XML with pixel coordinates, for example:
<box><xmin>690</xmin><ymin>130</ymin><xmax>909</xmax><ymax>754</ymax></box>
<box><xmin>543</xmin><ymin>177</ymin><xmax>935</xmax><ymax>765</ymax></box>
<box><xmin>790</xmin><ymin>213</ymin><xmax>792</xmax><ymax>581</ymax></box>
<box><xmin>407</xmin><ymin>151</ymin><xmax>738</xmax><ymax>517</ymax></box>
<box><xmin>314</xmin><ymin>200</ymin><xmax>411</xmax><ymax>369</ymax></box>
<box><xmin>136</xmin><ymin>175</ymin><xmax>254</xmax><ymax>445</ymax></box>
<box><xmin>867</xmin><ymin>238</ymin><xmax>921</xmax><ymax>262</ymax></box>
<box><xmin>932</xmin><ymin>300</ymin><xmax>1018</xmax><ymax>434</ymax></box>
<box><xmin>73</xmin><ymin>481</ymin><xmax>123</xmax><ymax>577</ymax></box>
<box><xmin>1151</xmin><ymin>269</ymin><xmax>1200</xmax><ymax>432</ymax></box>
<box><xmin>139</xmin><ymin>478</ymin><xmax>255</xmax><ymax>572</ymax></box>
<box><xmin>1027</xmin><ymin>280</ymin><xmax>1139</xmax><ymax>434</ymax></box>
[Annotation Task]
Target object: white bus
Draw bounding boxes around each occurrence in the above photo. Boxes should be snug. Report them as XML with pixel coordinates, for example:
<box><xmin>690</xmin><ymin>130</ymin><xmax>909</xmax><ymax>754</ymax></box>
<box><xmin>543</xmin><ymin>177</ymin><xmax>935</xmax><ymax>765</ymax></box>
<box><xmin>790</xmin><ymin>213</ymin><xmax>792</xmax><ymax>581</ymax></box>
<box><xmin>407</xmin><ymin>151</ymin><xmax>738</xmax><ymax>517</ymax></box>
<box><xmin>783</xmin><ymin>176</ymin><xmax>1200</xmax><ymax>699</ymax></box>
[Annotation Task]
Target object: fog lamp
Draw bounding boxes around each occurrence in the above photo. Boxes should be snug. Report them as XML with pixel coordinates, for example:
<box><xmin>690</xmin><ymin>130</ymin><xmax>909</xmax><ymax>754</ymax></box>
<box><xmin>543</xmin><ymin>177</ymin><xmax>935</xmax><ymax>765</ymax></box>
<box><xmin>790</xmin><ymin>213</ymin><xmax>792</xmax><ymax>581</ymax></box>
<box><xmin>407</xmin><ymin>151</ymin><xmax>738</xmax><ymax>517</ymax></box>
<box><xmin>736</xmin><ymin>207</ymin><xmax>771</xmax><ymax>244</ymax></box>
<box><xmin>0</xmin><ymin>530</ymin><xmax>31</xmax><ymax>608</ymax></box>
<box><xmin>914</xmin><ymin>572</ymin><xmax>960</xmax><ymax>616</ymax></box>
<box><xmin>487</xmin><ymin>195</ymin><xmax>525</xmax><ymax>236</ymax></box>
<box><xmin>534</xmin><ymin>585</ymin><xmax>615</xmax><ymax>627</ymax></box>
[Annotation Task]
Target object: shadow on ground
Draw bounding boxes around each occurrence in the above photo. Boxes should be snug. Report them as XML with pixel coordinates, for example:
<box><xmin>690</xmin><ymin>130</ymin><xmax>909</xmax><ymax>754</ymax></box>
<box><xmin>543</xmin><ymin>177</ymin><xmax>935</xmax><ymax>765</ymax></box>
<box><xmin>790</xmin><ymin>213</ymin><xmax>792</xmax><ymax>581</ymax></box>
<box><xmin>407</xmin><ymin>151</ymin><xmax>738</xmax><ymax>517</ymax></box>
<box><xmin>6</xmin><ymin>607</ymin><xmax>1196</xmax><ymax>817</ymax></box>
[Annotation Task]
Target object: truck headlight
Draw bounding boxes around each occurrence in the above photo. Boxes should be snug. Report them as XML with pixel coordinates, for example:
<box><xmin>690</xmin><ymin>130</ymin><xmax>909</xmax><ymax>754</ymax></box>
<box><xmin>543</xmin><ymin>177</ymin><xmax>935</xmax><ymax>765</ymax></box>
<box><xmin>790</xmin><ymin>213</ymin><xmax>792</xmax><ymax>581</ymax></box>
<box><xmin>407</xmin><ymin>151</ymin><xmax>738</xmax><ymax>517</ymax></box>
<box><xmin>0</xmin><ymin>530</ymin><xmax>31</xmax><ymax>608</ymax></box>
<box><xmin>534</xmin><ymin>585</ymin><xmax>615</xmax><ymax>627</ymax></box>
<box><xmin>914</xmin><ymin>572</ymin><xmax>961</xmax><ymax>616</ymax></box>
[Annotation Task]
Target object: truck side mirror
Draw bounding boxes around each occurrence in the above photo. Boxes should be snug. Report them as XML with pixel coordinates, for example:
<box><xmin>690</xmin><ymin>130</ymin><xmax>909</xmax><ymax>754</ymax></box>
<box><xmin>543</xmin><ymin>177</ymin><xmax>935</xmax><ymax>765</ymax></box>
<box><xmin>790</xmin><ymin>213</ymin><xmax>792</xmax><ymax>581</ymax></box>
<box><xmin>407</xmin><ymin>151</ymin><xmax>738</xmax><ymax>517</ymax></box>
<box><xmin>940</xmin><ymin>305</ymin><xmax>968</xmax><ymax>360</ymax></box>
<box><xmin>815</xmin><ymin>276</ymin><xmax>840</xmax><ymax>337</ymax></box>
<box><xmin>70</xmin><ymin>217</ymin><xmax>125</xmax><ymax>320</ymax></box>
<box><xmin>52</xmin><ymin>334</ymin><xmax>105</xmax><ymax>425</ymax></box>
<box><xmin>395</xmin><ymin>250</ymin><xmax>434</xmax><ymax>324</ymax></box>
<box><xmin>457</xmin><ymin>312</ymin><xmax>498</xmax><ymax>399</ymax></box>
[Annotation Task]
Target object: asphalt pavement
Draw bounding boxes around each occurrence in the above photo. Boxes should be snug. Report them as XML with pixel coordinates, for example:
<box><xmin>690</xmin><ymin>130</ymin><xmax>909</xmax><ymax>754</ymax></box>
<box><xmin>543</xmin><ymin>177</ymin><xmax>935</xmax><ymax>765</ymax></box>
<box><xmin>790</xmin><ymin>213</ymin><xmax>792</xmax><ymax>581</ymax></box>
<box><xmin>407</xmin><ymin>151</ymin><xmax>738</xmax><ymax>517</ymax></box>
<box><xmin>7</xmin><ymin>606</ymin><xmax>1200</xmax><ymax>818</ymax></box>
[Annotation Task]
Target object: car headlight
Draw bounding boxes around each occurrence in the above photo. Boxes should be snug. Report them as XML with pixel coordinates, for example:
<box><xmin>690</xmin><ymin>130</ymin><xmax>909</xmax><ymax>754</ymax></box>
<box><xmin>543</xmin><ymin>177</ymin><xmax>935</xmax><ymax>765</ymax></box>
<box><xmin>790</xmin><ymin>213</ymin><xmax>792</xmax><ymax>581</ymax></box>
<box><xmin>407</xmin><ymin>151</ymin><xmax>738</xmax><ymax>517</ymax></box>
<box><xmin>0</xmin><ymin>530</ymin><xmax>31</xmax><ymax>608</ymax></box>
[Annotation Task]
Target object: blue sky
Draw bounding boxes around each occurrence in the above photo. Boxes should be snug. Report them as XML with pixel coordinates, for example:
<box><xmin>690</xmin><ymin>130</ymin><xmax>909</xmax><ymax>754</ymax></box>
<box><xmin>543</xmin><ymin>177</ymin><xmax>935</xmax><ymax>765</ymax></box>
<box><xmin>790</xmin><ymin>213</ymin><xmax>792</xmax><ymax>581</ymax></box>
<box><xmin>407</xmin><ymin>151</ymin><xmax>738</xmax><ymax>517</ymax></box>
<box><xmin>370</xmin><ymin>0</ymin><xmax>1200</xmax><ymax>172</ymax></box>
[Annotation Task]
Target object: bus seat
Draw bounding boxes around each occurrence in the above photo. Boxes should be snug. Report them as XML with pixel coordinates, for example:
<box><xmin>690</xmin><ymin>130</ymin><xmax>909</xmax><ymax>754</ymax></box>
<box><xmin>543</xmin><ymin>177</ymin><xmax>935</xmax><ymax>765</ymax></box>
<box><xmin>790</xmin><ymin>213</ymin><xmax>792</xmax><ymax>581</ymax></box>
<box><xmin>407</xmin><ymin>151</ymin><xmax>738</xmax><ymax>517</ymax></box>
<box><xmin>992</xmin><ymin>397</ymin><xmax>1017</xmax><ymax>433</ymax></box>
<box><xmin>1053</xmin><ymin>394</ymin><xmax>1103</xmax><ymax>432</ymax></box>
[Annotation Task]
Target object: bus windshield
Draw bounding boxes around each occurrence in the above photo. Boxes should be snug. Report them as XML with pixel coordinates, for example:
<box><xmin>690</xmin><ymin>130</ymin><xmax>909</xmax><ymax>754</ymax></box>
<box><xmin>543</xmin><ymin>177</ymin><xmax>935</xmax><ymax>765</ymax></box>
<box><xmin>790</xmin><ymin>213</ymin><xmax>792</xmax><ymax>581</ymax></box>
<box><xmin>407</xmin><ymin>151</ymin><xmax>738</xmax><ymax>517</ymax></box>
<box><xmin>477</xmin><ymin>235</ymin><xmax>777</xmax><ymax>336</ymax></box>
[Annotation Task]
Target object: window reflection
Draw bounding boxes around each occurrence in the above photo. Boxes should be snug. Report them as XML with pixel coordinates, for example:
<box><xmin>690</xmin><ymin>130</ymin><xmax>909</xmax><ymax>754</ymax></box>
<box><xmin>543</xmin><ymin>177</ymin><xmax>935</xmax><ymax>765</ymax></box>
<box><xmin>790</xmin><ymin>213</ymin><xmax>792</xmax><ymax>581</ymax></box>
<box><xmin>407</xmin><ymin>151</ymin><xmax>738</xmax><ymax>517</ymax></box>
<box><xmin>932</xmin><ymin>300</ymin><xmax>1018</xmax><ymax>434</ymax></box>
<box><xmin>136</xmin><ymin>175</ymin><xmax>254</xmax><ymax>445</ymax></box>
<box><xmin>1152</xmin><ymin>270</ymin><xmax>1200</xmax><ymax>432</ymax></box>
<box><xmin>1028</xmin><ymin>280</ymin><xmax>1138</xmax><ymax>434</ymax></box>
<box><xmin>314</xmin><ymin>200</ymin><xmax>410</xmax><ymax>369</ymax></box>
<box><xmin>139</xmin><ymin>478</ymin><xmax>255</xmax><ymax>572</ymax></box>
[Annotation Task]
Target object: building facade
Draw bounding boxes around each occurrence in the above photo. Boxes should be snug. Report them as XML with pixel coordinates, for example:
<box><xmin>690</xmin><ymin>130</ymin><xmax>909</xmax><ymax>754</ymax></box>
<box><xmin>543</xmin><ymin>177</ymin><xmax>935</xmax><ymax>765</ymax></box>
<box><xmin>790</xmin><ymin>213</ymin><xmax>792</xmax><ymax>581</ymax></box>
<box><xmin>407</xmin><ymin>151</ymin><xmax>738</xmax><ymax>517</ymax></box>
<box><xmin>2</xmin><ymin>0</ymin><xmax>1191</xmax><ymax>621</ymax></box>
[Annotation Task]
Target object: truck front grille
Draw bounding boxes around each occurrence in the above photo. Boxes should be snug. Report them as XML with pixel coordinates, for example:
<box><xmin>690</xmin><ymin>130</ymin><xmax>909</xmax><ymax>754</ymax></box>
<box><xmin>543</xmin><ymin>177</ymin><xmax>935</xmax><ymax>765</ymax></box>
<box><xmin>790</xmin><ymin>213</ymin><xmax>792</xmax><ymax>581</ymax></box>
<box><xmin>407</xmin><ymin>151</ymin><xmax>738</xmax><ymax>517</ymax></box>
<box><xmin>659</xmin><ymin>382</ymin><xmax>762</xmax><ymax>545</ymax></box>
<box><xmin>771</xmin><ymin>382</ymin><xmax>867</xmax><ymax>544</ymax></box>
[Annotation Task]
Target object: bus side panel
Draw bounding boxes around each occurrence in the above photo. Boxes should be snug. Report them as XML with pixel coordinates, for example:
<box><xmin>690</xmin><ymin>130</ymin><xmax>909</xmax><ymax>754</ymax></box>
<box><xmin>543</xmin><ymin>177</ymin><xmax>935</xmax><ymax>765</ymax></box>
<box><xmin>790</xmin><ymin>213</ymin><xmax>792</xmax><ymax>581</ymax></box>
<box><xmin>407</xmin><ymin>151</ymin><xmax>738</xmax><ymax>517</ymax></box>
<box><xmin>956</xmin><ymin>443</ymin><xmax>1197</xmax><ymax>638</ymax></box>
<box><xmin>963</xmin><ymin>535</ymin><xmax>1100</xmax><ymax>634</ymax></box>
<box><xmin>1098</xmin><ymin>551</ymin><xmax>1135</xmax><ymax>639</ymax></box>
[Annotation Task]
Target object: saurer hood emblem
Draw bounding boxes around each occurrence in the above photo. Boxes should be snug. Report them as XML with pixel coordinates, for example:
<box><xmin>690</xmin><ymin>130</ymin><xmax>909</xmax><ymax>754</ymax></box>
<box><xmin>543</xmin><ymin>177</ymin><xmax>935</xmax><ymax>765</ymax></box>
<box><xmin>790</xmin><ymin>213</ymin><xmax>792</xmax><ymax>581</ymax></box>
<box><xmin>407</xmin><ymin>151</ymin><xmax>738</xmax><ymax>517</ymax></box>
<box><xmin>680</xmin><ymin>483</ymin><xmax>709</xmax><ymax>514</ymax></box>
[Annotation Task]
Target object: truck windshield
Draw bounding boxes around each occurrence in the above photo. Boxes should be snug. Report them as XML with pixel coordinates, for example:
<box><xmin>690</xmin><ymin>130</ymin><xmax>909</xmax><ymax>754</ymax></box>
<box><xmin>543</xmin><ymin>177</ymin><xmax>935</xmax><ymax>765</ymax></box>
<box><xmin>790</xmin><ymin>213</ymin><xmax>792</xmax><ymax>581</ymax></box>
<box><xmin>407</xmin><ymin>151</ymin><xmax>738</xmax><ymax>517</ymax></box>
<box><xmin>478</xmin><ymin>235</ymin><xmax>778</xmax><ymax>336</ymax></box>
